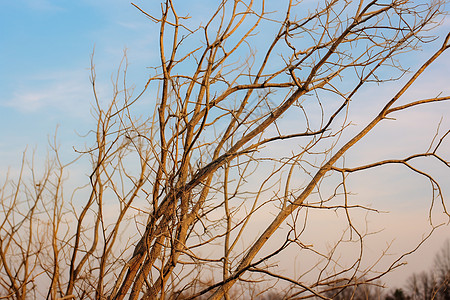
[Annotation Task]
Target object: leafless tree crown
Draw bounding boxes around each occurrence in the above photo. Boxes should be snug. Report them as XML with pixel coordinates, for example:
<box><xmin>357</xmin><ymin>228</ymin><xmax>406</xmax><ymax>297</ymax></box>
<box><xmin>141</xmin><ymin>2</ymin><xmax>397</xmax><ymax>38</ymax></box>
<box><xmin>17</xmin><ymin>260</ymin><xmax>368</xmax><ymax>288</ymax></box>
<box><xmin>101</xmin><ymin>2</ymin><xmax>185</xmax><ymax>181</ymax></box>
<box><xmin>1</xmin><ymin>0</ymin><xmax>449</xmax><ymax>299</ymax></box>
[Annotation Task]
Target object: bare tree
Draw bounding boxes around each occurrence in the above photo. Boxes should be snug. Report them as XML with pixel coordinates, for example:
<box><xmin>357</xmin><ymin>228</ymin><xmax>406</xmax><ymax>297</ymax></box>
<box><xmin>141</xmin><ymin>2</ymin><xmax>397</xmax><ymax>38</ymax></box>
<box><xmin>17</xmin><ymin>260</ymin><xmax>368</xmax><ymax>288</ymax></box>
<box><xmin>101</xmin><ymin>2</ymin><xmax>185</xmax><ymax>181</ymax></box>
<box><xmin>434</xmin><ymin>240</ymin><xmax>450</xmax><ymax>299</ymax></box>
<box><xmin>402</xmin><ymin>240</ymin><xmax>450</xmax><ymax>300</ymax></box>
<box><xmin>385</xmin><ymin>288</ymin><xmax>409</xmax><ymax>300</ymax></box>
<box><xmin>407</xmin><ymin>272</ymin><xmax>438</xmax><ymax>300</ymax></box>
<box><xmin>1</xmin><ymin>0</ymin><xmax>449</xmax><ymax>299</ymax></box>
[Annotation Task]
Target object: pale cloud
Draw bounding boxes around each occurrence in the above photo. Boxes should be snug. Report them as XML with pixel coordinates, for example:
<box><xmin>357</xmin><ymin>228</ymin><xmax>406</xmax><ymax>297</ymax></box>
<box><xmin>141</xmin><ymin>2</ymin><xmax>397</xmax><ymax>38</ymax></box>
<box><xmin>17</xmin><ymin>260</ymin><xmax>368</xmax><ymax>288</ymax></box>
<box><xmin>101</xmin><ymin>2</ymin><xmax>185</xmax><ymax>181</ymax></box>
<box><xmin>5</xmin><ymin>69</ymin><xmax>92</xmax><ymax>117</ymax></box>
<box><xmin>24</xmin><ymin>0</ymin><xmax>64</xmax><ymax>12</ymax></box>
<box><xmin>116</xmin><ymin>21</ymin><xmax>143</xmax><ymax>30</ymax></box>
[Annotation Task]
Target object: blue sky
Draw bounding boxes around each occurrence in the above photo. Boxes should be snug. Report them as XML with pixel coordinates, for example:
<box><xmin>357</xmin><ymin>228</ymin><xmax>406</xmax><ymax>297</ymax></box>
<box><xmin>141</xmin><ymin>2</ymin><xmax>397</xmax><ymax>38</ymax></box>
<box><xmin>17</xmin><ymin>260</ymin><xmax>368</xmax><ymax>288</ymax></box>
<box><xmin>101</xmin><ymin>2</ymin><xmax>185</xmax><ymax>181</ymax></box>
<box><xmin>1</xmin><ymin>0</ymin><xmax>157</xmax><ymax>157</ymax></box>
<box><xmin>1</xmin><ymin>0</ymin><xmax>450</xmax><ymax>291</ymax></box>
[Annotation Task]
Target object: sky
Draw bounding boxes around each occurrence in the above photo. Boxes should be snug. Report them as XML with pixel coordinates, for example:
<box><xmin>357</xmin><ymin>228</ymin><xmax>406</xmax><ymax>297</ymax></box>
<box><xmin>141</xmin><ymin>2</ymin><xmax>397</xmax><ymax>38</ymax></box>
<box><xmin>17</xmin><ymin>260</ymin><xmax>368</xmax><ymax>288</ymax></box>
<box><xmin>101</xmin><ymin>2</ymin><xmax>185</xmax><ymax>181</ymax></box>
<box><xmin>1</xmin><ymin>1</ymin><xmax>152</xmax><ymax>153</ymax></box>
<box><xmin>1</xmin><ymin>0</ymin><xmax>450</xmax><ymax>293</ymax></box>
